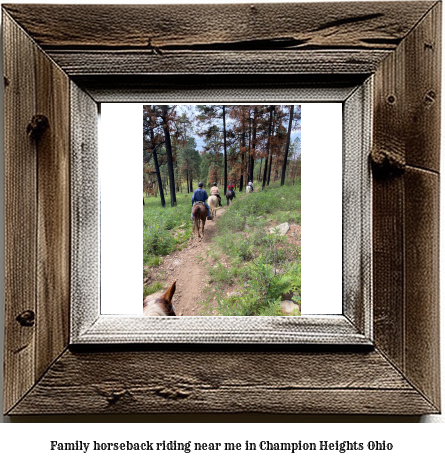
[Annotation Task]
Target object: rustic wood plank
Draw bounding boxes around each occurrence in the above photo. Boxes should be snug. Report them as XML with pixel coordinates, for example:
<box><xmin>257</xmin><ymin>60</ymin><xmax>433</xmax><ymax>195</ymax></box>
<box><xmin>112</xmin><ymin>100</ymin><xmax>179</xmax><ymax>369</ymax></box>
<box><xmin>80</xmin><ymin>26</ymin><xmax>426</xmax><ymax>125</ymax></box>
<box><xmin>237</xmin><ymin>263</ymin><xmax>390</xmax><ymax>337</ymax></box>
<box><xmin>35</xmin><ymin>45</ymin><xmax>71</xmax><ymax>380</ymax></box>
<box><xmin>3</xmin><ymin>12</ymin><xmax>37</xmax><ymax>414</ymax></box>
<box><xmin>404</xmin><ymin>2</ymin><xmax>441</xmax><ymax>172</ymax></box>
<box><xmin>74</xmin><ymin>316</ymin><xmax>370</xmax><ymax>345</ymax></box>
<box><xmin>371</xmin><ymin>4</ymin><xmax>441</xmax><ymax>410</ymax></box>
<box><xmin>47</xmin><ymin>50</ymin><xmax>390</xmax><ymax>76</ymax></box>
<box><xmin>342</xmin><ymin>81</ymin><xmax>372</xmax><ymax>336</ymax></box>
<box><xmin>404</xmin><ymin>168</ymin><xmax>440</xmax><ymax>410</ymax></box>
<box><xmin>372</xmin><ymin>46</ymin><xmax>406</xmax><ymax>370</ymax></box>
<box><xmin>372</xmin><ymin>175</ymin><xmax>405</xmax><ymax>370</ymax></box>
<box><xmin>9</xmin><ymin>349</ymin><xmax>438</xmax><ymax>415</ymax></box>
<box><xmin>371</xmin><ymin>2</ymin><xmax>441</xmax><ymax>172</ymax></box>
<box><xmin>75</xmin><ymin>75</ymin><xmax>364</xmax><ymax>103</ymax></box>
<box><xmin>70</xmin><ymin>83</ymin><xmax>99</xmax><ymax>340</ymax></box>
<box><xmin>3</xmin><ymin>2</ymin><xmax>435</xmax><ymax>50</ymax></box>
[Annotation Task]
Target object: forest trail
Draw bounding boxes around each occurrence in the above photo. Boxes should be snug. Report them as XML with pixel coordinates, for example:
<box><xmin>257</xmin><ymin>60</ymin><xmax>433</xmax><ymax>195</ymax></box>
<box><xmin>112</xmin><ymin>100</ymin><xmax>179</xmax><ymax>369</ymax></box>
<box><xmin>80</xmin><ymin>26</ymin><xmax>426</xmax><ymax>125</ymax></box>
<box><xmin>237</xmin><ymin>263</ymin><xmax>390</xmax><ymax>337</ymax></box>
<box><xmin>146</xmin><ymin>204</ymin><xmax>227</xmax><ymax>316</ymax></box>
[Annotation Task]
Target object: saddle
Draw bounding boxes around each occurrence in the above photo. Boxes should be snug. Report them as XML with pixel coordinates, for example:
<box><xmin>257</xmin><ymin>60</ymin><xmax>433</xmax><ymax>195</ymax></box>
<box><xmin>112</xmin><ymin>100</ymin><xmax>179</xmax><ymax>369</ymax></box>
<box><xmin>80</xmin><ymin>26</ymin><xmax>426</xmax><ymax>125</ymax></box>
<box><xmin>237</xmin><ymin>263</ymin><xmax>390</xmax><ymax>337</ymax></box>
<box><xmin>193</xmin><ymin>201</ymin><xmax>206</xmax><ymax>206</ymax></box>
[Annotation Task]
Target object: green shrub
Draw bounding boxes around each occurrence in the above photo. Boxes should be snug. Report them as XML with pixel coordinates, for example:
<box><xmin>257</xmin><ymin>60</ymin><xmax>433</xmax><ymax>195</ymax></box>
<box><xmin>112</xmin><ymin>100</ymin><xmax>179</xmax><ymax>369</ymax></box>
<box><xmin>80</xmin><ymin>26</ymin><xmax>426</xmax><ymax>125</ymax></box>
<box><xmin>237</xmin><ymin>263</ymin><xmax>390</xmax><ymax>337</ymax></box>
<box><xmin>143</xmin><ymin>194</ymin><xmax>194</xmax><ymax>265</ymax></box>
<box><xmin>209</xmin><ymin>181</ymin><xmax>301</xmax><ymax>316</ymax></box>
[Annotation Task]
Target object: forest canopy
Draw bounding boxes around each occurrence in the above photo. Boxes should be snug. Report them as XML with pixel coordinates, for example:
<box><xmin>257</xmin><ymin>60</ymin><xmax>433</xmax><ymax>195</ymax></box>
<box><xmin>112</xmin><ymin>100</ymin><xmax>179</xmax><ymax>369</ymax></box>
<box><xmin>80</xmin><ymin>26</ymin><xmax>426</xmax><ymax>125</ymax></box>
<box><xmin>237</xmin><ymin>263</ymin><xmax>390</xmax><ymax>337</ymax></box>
<box><xmin>143</xmin><ymin>104</ymin><xmax>301</xmax><ymax>206</ymax></box>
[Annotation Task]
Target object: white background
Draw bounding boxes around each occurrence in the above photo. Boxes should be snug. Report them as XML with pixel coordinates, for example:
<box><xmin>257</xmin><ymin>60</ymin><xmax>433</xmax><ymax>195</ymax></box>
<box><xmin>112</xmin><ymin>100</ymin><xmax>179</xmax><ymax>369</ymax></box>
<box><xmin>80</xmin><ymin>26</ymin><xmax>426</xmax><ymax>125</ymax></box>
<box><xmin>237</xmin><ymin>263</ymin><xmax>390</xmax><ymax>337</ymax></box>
<box><xmin>0</xmin><ymin>0</ymin><xmax>444</xmax><ymax>458</ymax></box>
<box><xmin>100</xmin><ymin>103</ymin><xmax>342</xmax><ymax>315</ymax></box>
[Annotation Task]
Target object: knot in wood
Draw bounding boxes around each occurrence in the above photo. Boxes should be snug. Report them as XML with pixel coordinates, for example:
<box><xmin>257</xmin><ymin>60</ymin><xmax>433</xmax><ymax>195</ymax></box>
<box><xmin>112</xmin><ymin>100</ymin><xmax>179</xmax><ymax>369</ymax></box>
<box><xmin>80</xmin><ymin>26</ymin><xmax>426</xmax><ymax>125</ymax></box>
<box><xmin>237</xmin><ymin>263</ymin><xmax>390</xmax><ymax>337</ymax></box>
<box><xmin>27</xmin><ymin>115</ymin><xmax>49</xmax><ymax>140</ymax></box>
<box><xmin>16</xmin><ymin>310</ymin><xmax>35</xmax><ymax>327</ymax></box>
<box><xmin>105</xmin><ymin>390</ymin><xmax>127</xmax><ymax>405</ymax></box>
<box><xmin>370</xmin><ymin>148</ymin><xmax>405</xmax><ymax>177</ymax></box>
<box><xmin>154</xmin><ymin>386</ymin><xmax>191</xmax><ymax>400</ymax></box>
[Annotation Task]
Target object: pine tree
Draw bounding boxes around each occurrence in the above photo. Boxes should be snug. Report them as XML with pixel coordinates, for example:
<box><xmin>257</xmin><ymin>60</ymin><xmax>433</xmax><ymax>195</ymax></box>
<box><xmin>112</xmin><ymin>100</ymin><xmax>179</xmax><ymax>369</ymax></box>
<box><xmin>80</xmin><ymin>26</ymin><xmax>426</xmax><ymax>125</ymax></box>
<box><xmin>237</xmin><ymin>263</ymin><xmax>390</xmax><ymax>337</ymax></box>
<box><xmin>161</xmin><ymin>105</ymin><xmax>177</xmax><ymax>207</ymax></box>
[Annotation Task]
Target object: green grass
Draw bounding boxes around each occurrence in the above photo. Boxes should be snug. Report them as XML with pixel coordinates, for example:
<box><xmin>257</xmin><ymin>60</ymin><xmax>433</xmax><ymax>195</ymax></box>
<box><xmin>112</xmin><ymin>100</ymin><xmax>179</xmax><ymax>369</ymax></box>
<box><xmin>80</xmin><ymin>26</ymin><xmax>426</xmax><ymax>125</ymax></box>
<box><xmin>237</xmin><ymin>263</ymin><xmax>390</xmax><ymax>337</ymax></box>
<box><xmin>143</xmin><ymin>181</ymin><xmax>302</xmax><ymax>317</ymax></box>
<box><xmin>143</xmin><ymin>281</ymin><xmax>163</xmax><ymax>299</ymax></box>
<box><xmin>143</xmin><ymin>192</ymin><xmax>194</xmax><ymax>266</ymax></box>
<box><xmin>203</xmin><ymin>180</ymin><xmax>302</xmax><ymax>316</ymax></box>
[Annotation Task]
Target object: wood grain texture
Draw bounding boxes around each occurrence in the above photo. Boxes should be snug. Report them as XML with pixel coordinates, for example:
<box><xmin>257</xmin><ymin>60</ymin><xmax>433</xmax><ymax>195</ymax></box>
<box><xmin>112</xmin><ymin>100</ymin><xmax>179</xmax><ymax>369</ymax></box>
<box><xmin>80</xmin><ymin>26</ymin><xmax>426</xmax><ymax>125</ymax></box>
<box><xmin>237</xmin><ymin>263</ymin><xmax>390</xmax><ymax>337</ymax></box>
<box><xmin>404</xmin><ymin>2</ymin><xmax>441</xmax><ymax>172</ymax></box>
<box><xmin>372</xmin><ymin>3</ymin><xmax>441</xmax><ymax>411</ymax></box>
<box><xmin>9</xmin><ymin>348</ymin><xmax>437</xmax><ymax>415</ymax></box>
<box><xmin>34</xmin><ymin>45</ymin><xmax>71</xmax><ymax>380</ymax></box>
<box><xmin>372</xmin><ymin>1</ymin><xmax>441</xmax><ymax>172</ymax></box>
<box><xmin>2</xmin><ymin>2</ymin><xmax>435</xmax><ymax>50</ymax></box>
<box><xmin>342</xmin><ymin>81</ymin><xmax>372</xmax><ymax>336</ymax></box>
<box><xmin>74</xmin><ymin>75</ymin><xmax>364</xmax><ymax>103</ymax></box>
<box><xmin>404</xmin><ymin>167</ymin><xmax>440</xmax><ymax>409</ymax></box>
<box><xmin>3</xmin><ymin>12</ymin><xmax>37</xmax><ymax>414</ymax></box>
<box><xmin>74</xmin><ymin>316</ymin><xmax>370</xmax><ymax>345</ymax></box>
<box><xmin>70</xmin><ymin>83</ymin><xmax>99</xmax><ymax>338</ymax></box>
<box><xmin>46</xmin><ymin>50</ymin><xmax>390</xmax><ymax>76</ymax></box>
<box><xmin>372</xmin><ymin>173</ymin><xmax>405</xmax><ymax>371</ymax></box>
<box><xmin>372</xmin><ymin>40</ymin><xmax>405</xmax><ymax>369</ymax></box>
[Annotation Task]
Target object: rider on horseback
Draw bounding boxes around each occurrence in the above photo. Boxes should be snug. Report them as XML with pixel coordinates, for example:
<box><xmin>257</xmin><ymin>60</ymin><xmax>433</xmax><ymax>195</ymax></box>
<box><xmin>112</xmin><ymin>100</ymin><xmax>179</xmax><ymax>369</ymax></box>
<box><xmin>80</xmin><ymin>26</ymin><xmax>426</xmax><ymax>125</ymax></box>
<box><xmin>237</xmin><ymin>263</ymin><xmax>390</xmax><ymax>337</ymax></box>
<box><xmin>210</xmin><ymin>182</ymin><xmax>222</xmax><ymax>206</ymax></box>
<box><xmin>191</xmin><ymin>182</ymin><xmax>212</xmax><ymax>220</ymax></box>
<box><xmin>247</xmin><ymin>180</ymin><xmax>254</xmax><ymax>192</ymax></box>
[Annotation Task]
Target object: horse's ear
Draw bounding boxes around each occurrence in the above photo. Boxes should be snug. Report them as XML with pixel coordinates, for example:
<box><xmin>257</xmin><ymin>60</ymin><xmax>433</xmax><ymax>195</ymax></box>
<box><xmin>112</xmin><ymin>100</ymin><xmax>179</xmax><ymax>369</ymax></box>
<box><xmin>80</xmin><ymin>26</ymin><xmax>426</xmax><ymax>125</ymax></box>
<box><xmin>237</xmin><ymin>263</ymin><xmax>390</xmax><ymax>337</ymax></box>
<box><xmin>162</xmin><ymin>280</ymin><xmax>176</xmax><ymax>304</ymax></box>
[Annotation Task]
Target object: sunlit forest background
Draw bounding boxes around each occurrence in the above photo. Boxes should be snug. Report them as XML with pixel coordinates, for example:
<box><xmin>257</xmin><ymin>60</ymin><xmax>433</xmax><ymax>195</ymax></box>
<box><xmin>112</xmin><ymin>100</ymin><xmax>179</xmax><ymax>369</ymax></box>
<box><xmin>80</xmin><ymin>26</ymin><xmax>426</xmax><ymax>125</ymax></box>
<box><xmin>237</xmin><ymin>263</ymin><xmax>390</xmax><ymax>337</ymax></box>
<box><xmin>143</xmin><ymin>105</ymin><xmax>301</xmax><ymax>206</ymax></box>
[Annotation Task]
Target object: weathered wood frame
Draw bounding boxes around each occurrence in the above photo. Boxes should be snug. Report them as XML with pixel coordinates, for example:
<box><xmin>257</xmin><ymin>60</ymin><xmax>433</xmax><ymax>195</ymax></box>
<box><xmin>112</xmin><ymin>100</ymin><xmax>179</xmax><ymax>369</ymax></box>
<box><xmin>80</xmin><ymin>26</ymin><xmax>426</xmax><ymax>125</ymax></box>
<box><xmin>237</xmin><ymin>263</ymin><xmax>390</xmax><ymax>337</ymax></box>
<box><xmin>2</xmin><ymin>2</ymin><xmax>441</xmax><ymax>415</ymax></box>
<box><xmin>71</xmin><ymin>81</ymin><xmax>373</xmax><ymax>345</ymax></box>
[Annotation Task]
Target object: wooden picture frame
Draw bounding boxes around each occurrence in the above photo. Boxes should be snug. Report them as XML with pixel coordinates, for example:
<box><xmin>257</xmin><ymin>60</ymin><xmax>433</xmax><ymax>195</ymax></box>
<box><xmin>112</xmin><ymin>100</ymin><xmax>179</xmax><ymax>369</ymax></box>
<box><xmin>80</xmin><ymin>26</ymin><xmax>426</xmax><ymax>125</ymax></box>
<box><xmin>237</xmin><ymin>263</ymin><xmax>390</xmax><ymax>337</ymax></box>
<box><xmin>2</xmin><ymin>2</ymin><xmax>440</xmax><ymax>415</ymax></box>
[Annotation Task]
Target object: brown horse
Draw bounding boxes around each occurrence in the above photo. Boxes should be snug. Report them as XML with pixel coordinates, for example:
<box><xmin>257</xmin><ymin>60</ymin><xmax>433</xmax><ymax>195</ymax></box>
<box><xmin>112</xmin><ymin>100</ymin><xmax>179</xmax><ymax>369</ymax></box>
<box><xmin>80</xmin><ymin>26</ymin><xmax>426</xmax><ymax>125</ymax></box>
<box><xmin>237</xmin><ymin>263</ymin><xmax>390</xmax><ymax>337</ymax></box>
<box><xmin>143</xmin><ymin>280</ymin><xmax>176</xmax><ymax>316</ymax></box>
<box><xmin>192</xmin><ymin>203</ymin><xmax>207</xmax><ymax>241</ymax></box>
<box><xmin>226</xmin><ymin>189</ymin><xmax>236</xmax><ymax>206</ymax></box>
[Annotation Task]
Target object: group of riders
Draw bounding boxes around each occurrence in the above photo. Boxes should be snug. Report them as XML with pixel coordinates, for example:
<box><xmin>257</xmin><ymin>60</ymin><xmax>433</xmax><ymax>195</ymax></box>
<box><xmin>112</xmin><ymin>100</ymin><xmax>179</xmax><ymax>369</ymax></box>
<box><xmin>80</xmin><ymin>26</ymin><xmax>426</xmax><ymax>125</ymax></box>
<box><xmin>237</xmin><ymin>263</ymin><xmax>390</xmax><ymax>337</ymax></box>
<box><xmin>191</xmin><ymin>180</ymin><xmax>254</xmax><ymax>220</ymax></box>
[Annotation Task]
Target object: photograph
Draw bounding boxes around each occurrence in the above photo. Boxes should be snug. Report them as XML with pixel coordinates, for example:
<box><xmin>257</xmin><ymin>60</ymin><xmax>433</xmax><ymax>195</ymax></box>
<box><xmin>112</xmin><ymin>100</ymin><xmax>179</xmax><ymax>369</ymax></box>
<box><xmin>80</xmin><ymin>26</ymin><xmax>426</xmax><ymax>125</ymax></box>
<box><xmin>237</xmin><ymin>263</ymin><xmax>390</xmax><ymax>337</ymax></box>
<box><xmin>141</xmin><ymin>104</ymin><xmax>302</xmax><ymax>317</ymax></box>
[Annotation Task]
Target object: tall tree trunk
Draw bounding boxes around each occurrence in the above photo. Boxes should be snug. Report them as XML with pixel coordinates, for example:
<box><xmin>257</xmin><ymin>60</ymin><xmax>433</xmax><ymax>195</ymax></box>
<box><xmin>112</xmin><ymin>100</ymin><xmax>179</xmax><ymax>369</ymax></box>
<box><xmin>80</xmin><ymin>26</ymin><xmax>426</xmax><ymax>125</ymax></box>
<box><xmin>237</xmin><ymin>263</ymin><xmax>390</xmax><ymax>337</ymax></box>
<box><xmin>149</xmin><ymin>112</ymin><xmax>165</xmax><ymax>208</ymax></box>
<box><xmin>161</xmin><ymin>106</ymin><xmax>176</xmax><ymax>207</ymax></box>
<box><xmin>190</xmin><ymin>176</ymin><xmax>193</xmax><ymax>193</ymax></box>
<box><xmin>239</xmin><ymin>109</ymin><xmax>246</xmax><ymax>192</ymax></box>
<box><xmin>249</xmin><ymin>107</ymin><xmax>258</xmax><ymax>183</ymax></box>
<box><xmin>247</xmin><ymin>114</ymin><xmax>252</xmax><ymax>183</ymax></box>
<box><xmin>262</xmin><ymin>106</ymin><xmax>274</xmax><ymax>189</ymax></box>
<box><xmin>259</xmin><ymin>158</ymin><xmax>263</xmax><ymax>182</ymax></box>
<box><xmin>186</xmin><ymin>171</ymin><xmax>189</xmax><ymax>193</ymax></box>
<box><xmin>266</xmin><ymin>107</ymin><xmax>277</xmax><ymax>186</ymax></box>
<box><xmin>222</xmin><ymin>105</ymin><xmax>228</xmax><ymax>195</ymax></box>
<box><xmin>266</xmin><ymin>151</ymin><xmax>273</xmax><ymax>186</ymax></box>
<box><xmin>281</xmin><ymin>105</ymin><xmax>294</xmax><ymax>186</ymax></box>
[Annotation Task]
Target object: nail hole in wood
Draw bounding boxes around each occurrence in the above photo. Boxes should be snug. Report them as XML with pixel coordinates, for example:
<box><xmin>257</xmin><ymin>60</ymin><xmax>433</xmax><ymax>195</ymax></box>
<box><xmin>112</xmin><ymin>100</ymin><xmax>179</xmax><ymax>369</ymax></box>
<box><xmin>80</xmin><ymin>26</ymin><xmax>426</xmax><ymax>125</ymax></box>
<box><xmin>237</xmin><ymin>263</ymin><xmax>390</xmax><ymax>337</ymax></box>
<box><xmin>425</xmin><ymin>90</ymin><xmax>436</xmax><ymax>105</ymax></box>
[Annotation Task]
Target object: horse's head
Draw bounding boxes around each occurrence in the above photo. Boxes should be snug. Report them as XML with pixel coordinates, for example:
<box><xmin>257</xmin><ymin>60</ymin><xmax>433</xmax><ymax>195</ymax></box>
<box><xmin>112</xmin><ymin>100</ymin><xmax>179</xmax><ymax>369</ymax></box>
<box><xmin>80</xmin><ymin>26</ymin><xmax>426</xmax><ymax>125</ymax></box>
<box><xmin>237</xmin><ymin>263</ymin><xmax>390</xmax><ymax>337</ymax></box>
<box><xmin>143</xmin><ymin>280</ymin><xmax>177</xmax><ymax>316</ymax></box>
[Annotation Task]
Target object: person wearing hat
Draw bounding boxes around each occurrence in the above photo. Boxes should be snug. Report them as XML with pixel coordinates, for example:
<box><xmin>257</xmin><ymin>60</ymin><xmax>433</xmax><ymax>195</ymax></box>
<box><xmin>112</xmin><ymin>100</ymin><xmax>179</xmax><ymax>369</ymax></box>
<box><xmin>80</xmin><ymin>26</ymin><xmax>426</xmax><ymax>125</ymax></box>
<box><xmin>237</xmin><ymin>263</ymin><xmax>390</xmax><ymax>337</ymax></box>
<box><xmin>191</xmin><ymin>182</ymin><xmax>212</xmax><ymax>220</ymax></box>
<box><xmin>210</xmin><ymin>182</ymin><xmax>222</xmax><ymax>207</ymax></box>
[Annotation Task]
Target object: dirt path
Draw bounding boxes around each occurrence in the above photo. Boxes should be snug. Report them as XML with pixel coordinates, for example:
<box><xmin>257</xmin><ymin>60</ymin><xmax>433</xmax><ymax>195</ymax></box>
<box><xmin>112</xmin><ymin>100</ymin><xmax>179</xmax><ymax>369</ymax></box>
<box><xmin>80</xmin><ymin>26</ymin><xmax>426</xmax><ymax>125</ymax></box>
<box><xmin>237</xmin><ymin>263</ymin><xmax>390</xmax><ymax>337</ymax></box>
<box><xmin>145</xmin><ymin>206</ymin><xmax>227</xmax><ymax>316</ymax></box>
